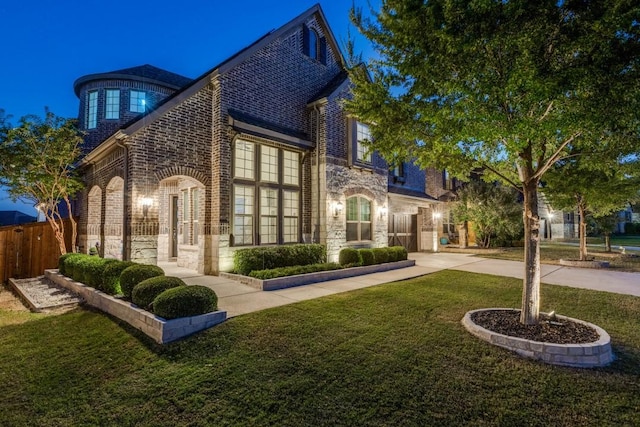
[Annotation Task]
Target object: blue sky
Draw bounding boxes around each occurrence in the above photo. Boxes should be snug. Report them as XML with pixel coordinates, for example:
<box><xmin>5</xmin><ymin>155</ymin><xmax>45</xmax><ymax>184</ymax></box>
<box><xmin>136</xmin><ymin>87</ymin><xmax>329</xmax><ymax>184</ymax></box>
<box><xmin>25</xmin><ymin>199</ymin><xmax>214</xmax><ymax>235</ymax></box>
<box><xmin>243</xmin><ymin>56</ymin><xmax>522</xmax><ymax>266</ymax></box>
<box><xmin>0</xmin><ymin>0</ymin><xmax>379</xmax><ymax>213</ymax></box>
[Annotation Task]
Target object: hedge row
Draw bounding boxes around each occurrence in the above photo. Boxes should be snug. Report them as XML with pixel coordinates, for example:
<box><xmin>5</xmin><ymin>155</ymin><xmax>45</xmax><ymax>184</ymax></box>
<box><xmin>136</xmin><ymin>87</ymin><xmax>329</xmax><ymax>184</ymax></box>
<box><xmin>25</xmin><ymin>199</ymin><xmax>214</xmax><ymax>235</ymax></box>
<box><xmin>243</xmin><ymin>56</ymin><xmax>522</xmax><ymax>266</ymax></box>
<box><xmin>57</xmin><ymin>254</ymin><xmax>218</xmax><ymax>319</ymax></box>
<box><xmin>339</xmin><ymin>246</ymin><xmax>408</xmax><ymax>267</ymax></box>
<box><xmin>233</xmin><ymin>244</ymin><xmax>326</xmax><ymax>275</ymax></box>
<box><xmin>248</xmin><ymin>263</ymin><xmax>343</xmax><ymax>280</ymax></box>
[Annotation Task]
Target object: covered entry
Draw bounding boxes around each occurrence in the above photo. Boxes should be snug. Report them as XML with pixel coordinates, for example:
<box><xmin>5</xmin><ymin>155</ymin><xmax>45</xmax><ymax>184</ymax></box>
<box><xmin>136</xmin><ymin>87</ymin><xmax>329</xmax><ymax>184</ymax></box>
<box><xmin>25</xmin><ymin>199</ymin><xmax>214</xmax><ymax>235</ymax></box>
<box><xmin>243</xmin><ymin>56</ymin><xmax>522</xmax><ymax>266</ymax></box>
<box><xmin>388</xmin><ymin>214</ymin><xmax>417</xmax><ymax>252</ymax></box>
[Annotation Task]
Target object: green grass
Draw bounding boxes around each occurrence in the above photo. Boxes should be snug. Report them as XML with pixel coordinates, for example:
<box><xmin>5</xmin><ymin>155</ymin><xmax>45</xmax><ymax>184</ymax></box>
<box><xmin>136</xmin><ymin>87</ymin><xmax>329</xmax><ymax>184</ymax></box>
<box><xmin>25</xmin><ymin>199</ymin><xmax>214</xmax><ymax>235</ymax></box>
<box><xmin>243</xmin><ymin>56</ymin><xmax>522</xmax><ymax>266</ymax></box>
<box><xmin>1</xmin><ymin>270</ymin><xmax>639</xmax><ymax>426</ymax></box>
<box><xmin>561</xmin><ymin>235</ymin><xmax>640</xmax><ymax>247</ymax></box>
<box><xmin>477</xmin><ymin>244</ymin><xmax>640</xmax><ymax>272</ymax></box>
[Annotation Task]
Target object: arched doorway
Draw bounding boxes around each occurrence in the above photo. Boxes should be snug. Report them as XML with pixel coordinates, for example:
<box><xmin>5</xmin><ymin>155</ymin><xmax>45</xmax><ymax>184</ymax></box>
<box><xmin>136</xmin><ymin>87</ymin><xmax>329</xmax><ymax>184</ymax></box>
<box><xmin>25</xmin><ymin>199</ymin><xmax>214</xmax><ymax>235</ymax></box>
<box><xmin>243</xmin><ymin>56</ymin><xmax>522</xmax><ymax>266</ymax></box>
<box><xmin>86</xmin><ymin>185</ymin><xmax>102</xmax><ymax>255</ymax></box>
<box><xmin>104</xmin><ymin>176</ymin><xmax>124</xmax><ymax>259</ymax></box>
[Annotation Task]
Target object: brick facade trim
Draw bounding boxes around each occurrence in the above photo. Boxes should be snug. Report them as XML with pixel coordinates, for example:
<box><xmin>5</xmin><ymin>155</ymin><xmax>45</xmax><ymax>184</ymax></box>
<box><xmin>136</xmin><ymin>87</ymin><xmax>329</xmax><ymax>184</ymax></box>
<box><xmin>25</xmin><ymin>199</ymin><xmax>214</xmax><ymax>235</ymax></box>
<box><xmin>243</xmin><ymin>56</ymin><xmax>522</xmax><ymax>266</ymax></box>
<box><xmin>155</xmin><ymin>166</ymin><xmax>210</xmax><ymax>186</ymax></box>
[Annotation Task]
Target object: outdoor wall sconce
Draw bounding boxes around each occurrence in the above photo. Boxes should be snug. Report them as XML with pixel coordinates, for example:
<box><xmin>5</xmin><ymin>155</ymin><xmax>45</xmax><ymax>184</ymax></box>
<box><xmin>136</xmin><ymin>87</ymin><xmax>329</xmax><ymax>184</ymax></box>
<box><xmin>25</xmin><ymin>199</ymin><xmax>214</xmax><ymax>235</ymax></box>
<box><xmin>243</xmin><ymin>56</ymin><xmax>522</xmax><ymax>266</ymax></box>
<box><xmin>141</xmin><ymin>197</ymin><xmax>153</xmax><ymax>219</ymax></box>
<box><xmin>333</xmin><ymin>201</ymin><xmax>344</xmax><ymax>217</ymax></box>
<box><xmin>378</xmin><ymin>205</ymin><xmax>388</xmax><ymax>219</ymax></box>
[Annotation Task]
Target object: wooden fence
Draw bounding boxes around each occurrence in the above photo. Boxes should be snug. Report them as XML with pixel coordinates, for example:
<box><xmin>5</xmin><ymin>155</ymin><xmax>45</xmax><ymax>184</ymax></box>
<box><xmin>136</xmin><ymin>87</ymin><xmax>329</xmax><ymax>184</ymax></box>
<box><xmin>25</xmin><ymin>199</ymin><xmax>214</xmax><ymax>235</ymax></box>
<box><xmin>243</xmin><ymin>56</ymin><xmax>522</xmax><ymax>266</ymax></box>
<box><xmin>0</xmin><ymin>220</ymin><xmax>73</xmax><ymax>283</ymax></box>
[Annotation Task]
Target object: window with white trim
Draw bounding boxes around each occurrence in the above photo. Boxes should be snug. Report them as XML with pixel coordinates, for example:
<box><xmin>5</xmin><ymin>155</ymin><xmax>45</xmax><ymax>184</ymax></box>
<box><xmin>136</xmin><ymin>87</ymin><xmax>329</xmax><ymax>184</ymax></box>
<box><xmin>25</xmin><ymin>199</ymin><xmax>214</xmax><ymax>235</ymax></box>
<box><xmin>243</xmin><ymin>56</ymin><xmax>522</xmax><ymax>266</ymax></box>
<box><xmin>283</xmin><ymin>190</ymin><xmax>299</xmax><ymax>243</ymax></box>
<box><xmin>260</xmin><ymin>145</ymin><xmax>278</xmax><ymax>182</ymax></box>
<box><xmin>180</xmin><ymin>187</ymin><xmax>200</xmax><ymax>245</ymax></box>
<box><xmin>233</xmin><ymin>185</ymin><xmax>254</xmax><ymax>245</ymax></box>
<box><xmin>130</xmin><ymin>90</ymin><xmax>146</xmax><ymax>113</ymax></box>
<box><xmin>105</xmin><ymin>89</ymin><xmax>120</xmax><ymax>119</ymax></box>
<box><xmin>234</xmin><ymin>140</ymin><xmax>255</xmax><ymax>180</ymax></box>
<box><xmin>87</xmin><ymin>91</ymin><xmax>98</xmax><ymax>129</ymax></box>
<box><xmin>283</xmin><ymin>150</ymin><xmax>299</xmax><ymax>185</ymax></box>
<box><xmin>346</xmin><ymin>196</ymin><xmax>372</xmax><ymax>241</ymax></box>
<box><xmin>356</xmin><ymin>122</ymin><xmax>372</xmax><ymax>163</ymax></box>
<box><xmin>191</xmin><ymin>188</ymin><xmax>199</xmax><ymax>245</ymax></box>
<box><xmin>260</xmin><ymin>188</ymin><xmax>278</xmax><ymax>244</ymax></box>
<box><xmin>181</xmin><ymin>189</ymin><xmax>189</xmax><ymax>244</ymax></box>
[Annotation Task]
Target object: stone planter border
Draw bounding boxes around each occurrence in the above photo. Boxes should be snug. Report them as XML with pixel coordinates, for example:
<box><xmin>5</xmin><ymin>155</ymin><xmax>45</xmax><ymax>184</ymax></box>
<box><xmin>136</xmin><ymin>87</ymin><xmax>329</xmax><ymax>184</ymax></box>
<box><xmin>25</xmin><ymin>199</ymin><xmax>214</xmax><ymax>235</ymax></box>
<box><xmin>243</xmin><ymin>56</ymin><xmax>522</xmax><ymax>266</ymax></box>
<box><xmin>45</xmin><ymin>270</ymin><xmax>226</xmax><ymax>344</ymax></box>
<box><xmin>221</xmin><ymin>259</ymin><xmax>416</xmax><ymax>291</ymax></box>
<box><xmin>462</xmin><ymin>308</ymin><xmax>614</xmax><ymax>368</ymax></box>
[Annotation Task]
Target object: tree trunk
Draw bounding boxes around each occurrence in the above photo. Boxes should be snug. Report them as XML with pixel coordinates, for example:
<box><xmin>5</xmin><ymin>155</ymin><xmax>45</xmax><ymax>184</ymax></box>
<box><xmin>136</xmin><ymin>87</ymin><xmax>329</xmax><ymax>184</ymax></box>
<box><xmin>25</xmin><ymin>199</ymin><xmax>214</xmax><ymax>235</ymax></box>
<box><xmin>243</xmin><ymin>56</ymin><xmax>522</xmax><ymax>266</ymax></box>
<box><xmin>458</xmin><ymin>222</ymin><xmax>468</xmax><ymax>248</ymax></box>
<box><xmin>520</xmin><ymin>181</ymin><xmax>541</xmax><ymax>325</ymax></box>
<box><xmin>604</xmin><ymin>233</ymin><xmax>611</xmax><ymax>252</ymax></box>
<box><xmin>578</xmin><ymin>202</ymin><xmax>588</xmax><ymax>261</ymax></box>
<box><xmin>64</xmin><ymin>196</ymin><xmax>77</xmax><ymax>253</ymax></box>
<box><xmin>45</xmin><ymin>214</ymin><xmax>67</xmax><ymax>255</ymax></box>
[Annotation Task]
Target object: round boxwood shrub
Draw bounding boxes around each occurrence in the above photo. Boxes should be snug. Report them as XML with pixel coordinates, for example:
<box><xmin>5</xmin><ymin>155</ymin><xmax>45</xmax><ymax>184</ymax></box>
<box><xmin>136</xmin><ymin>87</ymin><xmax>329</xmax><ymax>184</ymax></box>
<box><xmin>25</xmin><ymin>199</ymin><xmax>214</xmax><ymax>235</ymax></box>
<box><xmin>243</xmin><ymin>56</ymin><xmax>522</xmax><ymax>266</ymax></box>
<box><xmin>101</xmin><ymin>261</ymin><xmax>136</xmax><ymax>295</ymax></box>
<box><xmin>390</xmin><ymin>246</ymin><xmax>408</xmax><ymax>261</ymax></box>
<box><xmin>83</xmin><ymin>257</ymin><xmax>119</xmax><ymax>289</ymax></box>
<box><xmin>120</xmin><ymin>264</ymin><xmax>165</xmax><ymax>300</ymax></box>
<box><xmin>372</xmin><ymin>247</ymin><xmax>390</xmax><ymax>264</ymax></box>
<box><xmin>339</xmin><ymin>248</ymin><xmax>362</xmax><ymax>266</ymax></box>
<box><xmin>132</xmin><ymin>276</ymin><xmax>186</xmax><ymax>310</ymax></box>
<box><xmin>63</xmin><ymin>254</ymin><xmax>90</xmax><ymax>281</ymax></box>
<box><xmin>58</xmin><ymin>253</ymin><xmax>83</xmax><ymax>276</ymax></box>
<box><xmin>153</xmin><ymin>285</ymin><xmax>218</xmax><ymax>320</ymax></box>
<box><xmin>359</xmin><ymin>249</ymin><xmax>375</xmax><ymax>266</ymax></box>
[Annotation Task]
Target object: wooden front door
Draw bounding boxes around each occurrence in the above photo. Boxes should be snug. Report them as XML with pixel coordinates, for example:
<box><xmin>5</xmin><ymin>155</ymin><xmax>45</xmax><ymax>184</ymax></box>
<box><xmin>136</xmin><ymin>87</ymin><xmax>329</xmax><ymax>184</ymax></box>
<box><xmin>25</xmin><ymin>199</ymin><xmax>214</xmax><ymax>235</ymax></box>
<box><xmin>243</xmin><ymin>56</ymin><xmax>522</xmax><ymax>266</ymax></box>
<box><xmin>388</xmin><ymin>214</ymin><xmax>417</xmax><ymax>252</ymax></box>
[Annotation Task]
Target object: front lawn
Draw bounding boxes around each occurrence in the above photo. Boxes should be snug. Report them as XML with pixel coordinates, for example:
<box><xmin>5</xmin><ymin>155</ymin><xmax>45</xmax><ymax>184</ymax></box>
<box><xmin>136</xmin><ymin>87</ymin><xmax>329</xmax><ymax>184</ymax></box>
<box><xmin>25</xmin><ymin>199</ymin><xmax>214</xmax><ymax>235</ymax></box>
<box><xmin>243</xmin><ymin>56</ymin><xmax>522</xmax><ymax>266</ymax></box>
<box><xmin>477</xmin><ymin>243</ymin><xmax>640</xmax><ymax>272</ymax></box>
<box><xmin>1</xmin><ymin>270</ymin><xmax>639</xmax><ymax>425</ymax></box>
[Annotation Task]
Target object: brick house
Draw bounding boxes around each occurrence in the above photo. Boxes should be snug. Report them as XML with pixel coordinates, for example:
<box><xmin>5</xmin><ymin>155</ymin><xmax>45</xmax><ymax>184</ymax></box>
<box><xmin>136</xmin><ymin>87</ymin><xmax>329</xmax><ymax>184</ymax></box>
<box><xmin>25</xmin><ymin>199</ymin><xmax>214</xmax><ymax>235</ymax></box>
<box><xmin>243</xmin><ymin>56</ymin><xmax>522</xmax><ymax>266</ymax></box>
<box><xmin>74</xmin><ymin>4</ymin><xmax>452</xmax><ymax>274</ymax></box>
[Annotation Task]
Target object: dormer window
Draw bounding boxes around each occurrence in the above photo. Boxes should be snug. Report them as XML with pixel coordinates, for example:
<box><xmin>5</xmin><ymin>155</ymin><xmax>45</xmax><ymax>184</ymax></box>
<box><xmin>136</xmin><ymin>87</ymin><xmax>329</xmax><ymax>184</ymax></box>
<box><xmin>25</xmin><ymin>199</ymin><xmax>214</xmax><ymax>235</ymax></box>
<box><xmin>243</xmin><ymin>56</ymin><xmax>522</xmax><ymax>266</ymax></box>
<box><xmin>308</xmin><ymin>28</ymin><xmax>319</xmax><ymax>60</ymax></box>
<box><xmin>130</xmin><ymin>90</ymin><xmax>146</xmax><ymax>113</ymax></box>
<box><xmin>392</xmin><ymin>162</ymin><xmax>406</xmax><ymax>183</ymax></box>
<box><xmin>87</xmin><ymin>91</ymin><xmax>98</xmax><ymax>129</ymax></box>
<box><xmin>356</xmin><ymin>121</ymin><xmax>372</xmax><ymax>163</ymax></box>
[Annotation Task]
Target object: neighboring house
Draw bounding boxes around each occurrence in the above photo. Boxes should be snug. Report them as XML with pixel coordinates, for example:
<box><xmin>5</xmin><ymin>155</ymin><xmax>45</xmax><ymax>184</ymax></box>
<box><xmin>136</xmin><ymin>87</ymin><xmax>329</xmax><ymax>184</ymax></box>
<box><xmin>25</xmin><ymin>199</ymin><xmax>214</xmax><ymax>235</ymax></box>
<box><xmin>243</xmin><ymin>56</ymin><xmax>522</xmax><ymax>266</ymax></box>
<box><xmin>0</xmin><ymin>210</ymin><xmax>36</xmax><ymax>227</ymax></box>
<box><xmin>74</xmin><ymin>4</ymin><xmax>452</xmax><ymax>274</ymax></box>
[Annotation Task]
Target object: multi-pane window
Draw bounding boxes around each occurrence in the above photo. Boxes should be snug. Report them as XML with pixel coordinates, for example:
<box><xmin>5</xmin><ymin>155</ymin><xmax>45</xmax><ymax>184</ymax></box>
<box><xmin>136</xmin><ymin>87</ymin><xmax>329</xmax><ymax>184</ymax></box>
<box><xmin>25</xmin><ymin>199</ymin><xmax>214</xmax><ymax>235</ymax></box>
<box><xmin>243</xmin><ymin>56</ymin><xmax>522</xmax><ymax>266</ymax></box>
<box><xmin>232</xmin><ymin>140</ymin><xmax>300</xmax><ymax>246</ymax></box>
<box><xmin>181</xmin><ymin>190</ymin><xmax>190</xmax><ymax>244</ymax></box>
<box><xmin>234</xmin><ymin>185</ymin><xmax>254</xmax><ymax>245</ymax></box>
<box><xmin>261</xmin><ymin>145</ymin><xmax>278</xmax><ymax>182</ymax></box>
<box><xmin>105</xmin><ymin>89</ymin><xmax>120</xmax><ymax>119</ymax></box>
<box><xmin>356</xmin><ymin>122</ymin><xmax>372</xmax><ymax>163</ymax></box>
<box><xmin>191</xmin><ymin>188</ymin><xmax>199</xmax><ymax>245</ymax></box>
<box><xmin>87</xmin><ymin>91</ymin><xmax>98</xmax><ymax>129</ymax></box>
<box><xmin>234</xmin><ymin>140</ymin><xmax>255</xmax><ymax>179</ymax></box>
<box><xmin>260</xmin><ymin>188</ymin><xmax>278</xmax><ymax>244</ymax></box>
<box><xmin>283</xmin><ymin>190</ymin><xmax>299</xmax><ymax>243</ymax></box>
<box><xmin>130</xmin><ymin>90</ymin><xmax>146</xmax><ymax>113</ymax></box>
<box><xmin>283</xmin><ymin>150</ymin><xmax>299</xmax><ymax>185</ymax></box>
<box><xmin>346</xmin><ymin>196</ymin><xmax>372</xmax><ymax>241</ymax></box>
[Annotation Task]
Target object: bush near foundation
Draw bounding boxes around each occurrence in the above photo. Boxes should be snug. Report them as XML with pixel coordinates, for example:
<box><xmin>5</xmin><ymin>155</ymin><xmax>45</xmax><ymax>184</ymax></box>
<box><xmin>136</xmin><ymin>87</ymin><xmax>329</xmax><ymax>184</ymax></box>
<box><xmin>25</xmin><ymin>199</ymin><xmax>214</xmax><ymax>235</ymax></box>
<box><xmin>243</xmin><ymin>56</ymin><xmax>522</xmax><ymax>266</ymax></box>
<box><xmin>372</xmin><ymin>248</ymin><xmax>390</xmax><ymax>264</ymax></box>
<box><xmin>120</xmin><ymin>265</ymin><xmax>165</xmax><ymax>300</ymax></box>
<box><xmin>101</xmin><ymin>261</ymin><xmax>137</xmax><ymax>295</ymax></box>
<box><xmin>339</xmin><ymin>248</ymin><xmax>362</xmax><ymax>266</ymax></box>
<box><xmin>153</xmin><ymin>286</ymin><xmax>218</xmax><ymax>320</ymax></box>
<box><xmin>233</xmin><ymin>244</ymin><xmax>325</xmax><ymax>275</ymax></box>
<box><xmin>249</xmin><ymin>263</ymin><xmax>343</xmax><ymax>280</ymax></box>
<box><xmin>81</xmin><ymin>257</ymin><xmax>119</xmax><ymax>289</ymax></box>
<box><xmin>388</xmin><ymin>246</ymin><xmax>408</xmax><ymax>262</ymax></box>
<box><xmin>58</xmin><ymin>253</ymin><xmax>83</xmax><ymax>276</ymax></box>
<box><xmin>358</xmin><ymin>249</ymin><xmax>376</xmax><ymax>266</ymax></box>
<box><xmin>132</xmin><ymin>276</ymin><xmax>186</xmax><ymax>310</ymax></box>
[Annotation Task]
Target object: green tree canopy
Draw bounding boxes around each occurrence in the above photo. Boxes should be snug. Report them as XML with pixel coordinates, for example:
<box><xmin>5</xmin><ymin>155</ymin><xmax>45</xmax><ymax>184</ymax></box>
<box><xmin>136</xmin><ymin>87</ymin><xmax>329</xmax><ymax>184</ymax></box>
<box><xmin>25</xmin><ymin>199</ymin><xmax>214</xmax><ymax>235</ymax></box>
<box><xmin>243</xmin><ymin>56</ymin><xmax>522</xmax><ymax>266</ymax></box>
<box><xmin>348</xmin><ymin>0</ymin><xmax>640</xmax><ymax>324</ymax></box>
<box><xmin>0</xmin><ymin>108</ymin><xmax>84</xmax><ymax>254</ymax></box>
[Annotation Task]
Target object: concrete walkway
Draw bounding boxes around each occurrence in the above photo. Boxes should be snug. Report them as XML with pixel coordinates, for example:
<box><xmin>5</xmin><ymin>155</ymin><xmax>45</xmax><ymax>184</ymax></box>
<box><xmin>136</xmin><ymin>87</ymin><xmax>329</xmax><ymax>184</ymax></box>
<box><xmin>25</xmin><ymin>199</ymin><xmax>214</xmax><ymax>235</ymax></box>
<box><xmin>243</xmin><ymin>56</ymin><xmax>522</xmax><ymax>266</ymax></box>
<box><xmin>158</xmin><ymin>252</ymin><xmax>640</xmax><ymax>318</ymax></box>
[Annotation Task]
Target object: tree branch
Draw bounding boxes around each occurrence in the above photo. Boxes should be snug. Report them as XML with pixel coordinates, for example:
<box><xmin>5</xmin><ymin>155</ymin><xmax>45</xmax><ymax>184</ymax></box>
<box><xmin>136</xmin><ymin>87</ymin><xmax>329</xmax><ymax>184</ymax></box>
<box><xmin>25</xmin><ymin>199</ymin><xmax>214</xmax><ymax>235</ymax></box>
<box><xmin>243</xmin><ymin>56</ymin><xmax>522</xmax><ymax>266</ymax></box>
<box><xmin>538</xmin><ymin>101</ymin><xmax>554</xmax><ymax>122</ymax></box>
<box><xmin>533</xmin><ymin>132</ymin><xmax>582</xmax><ymax>180</ymax></box>
<box><xmin>481</xmin><ymin>163</ymin><xmax>523</xmax><ymax>193</ymax></box>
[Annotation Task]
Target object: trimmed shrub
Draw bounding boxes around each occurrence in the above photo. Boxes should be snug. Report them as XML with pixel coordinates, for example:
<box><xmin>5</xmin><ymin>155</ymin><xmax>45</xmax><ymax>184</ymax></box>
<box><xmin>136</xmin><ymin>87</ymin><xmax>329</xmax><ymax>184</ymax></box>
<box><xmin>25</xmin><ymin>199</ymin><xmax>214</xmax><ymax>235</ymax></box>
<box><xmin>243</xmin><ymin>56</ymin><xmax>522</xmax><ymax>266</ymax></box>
<box><xmin>339</xmin><ymin>248</ymin><xmax>362</xmax><ymax>266</ymax></box>
<box><xmin>359</xmin><ymin>249</ymin><xmax>376</xmax><ymax>266</ymax></box>
<box><xmin>101</xmin><ymin>261</ymin><xmax>136</xmax><ymax>295</ymax></box>
<box><xmin>58</xmin><ymin>253</ymin><xmax>83</xmax><ymax>276</ymax></box>
<box><xmin>63</xmin><ymin>254</ymin><xmax>91</xmax><ymax>280</ymax></box>
<box><xmin>249</xmin><ymin>263</ymin><xmax>343</xmax><ymax>280</ymax></box>
<box><xmin>82</xmin><ymin>257</ymin><xmax>119</xmax><ymax>289</ymax></box>
<box><xmin>120</xmin><ymin>264</ymin><xmax>165</xmax><ymax>300</ymax></box>
<box><xmin>153</xmin><ymin>286</ymin><xmax>218</xmax><ymax>320</ymax></box>
<box><xmin>390</xmin><ymin>246</ymin><xmax>408</xmax><ymax>261</ymax></box>
<box><xmin>372</xmin><ymin>248</ymin><xmax>390</xmax><ymax>264</ymax></box>
<box><xmin>132</xmin><ymin>276</ymin><xmax>186</xmax><ymax>310</ymax></box>
<box><xmin>233</xmin><ymin>244</ymin><xmax>325</xmax><ymax>275</ymax></box>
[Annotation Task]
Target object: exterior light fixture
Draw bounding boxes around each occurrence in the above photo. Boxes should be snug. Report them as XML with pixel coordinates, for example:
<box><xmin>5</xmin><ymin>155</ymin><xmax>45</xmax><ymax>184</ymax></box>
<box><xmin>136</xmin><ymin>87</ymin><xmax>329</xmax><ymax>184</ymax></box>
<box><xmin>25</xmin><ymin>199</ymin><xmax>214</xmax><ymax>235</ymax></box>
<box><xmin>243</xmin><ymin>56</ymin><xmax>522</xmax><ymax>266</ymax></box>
<box><xmin>378</xmin><ymin>205</ymin><xmax>388</xmax><ymax>219</ymax></box>
<box><xmin>141</xmin><ymin>197</ymin><xmax>153</xmax><ymax>219</ymax></box>
<box><xmin>333</xmin><ymin>201</ymin><xmax>344</xmax><ymax>217</ymax></box>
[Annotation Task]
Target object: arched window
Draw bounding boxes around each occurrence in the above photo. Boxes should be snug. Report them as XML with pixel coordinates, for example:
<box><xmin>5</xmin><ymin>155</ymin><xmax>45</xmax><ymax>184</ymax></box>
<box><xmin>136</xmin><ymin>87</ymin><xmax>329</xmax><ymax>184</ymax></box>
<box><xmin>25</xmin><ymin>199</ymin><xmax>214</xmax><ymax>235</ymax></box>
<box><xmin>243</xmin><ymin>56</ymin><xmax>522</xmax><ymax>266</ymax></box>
<box><xmin>308</xmin><ymin>28</ymin><xmax>319</xmax><ymax>60</ymax></box>
<box><xmin>346</xmin><ymin>196</ymin><xmax>372</xmax><ymax>241</ymax></box>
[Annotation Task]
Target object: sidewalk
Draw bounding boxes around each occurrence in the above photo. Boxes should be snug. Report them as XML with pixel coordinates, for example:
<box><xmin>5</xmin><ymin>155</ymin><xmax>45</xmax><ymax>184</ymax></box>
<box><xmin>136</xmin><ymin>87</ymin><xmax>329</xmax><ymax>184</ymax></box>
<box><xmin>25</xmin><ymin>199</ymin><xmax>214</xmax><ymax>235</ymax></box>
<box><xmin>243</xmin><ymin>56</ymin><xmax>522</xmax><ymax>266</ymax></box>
<box><xmin>159</xmin><ymin>252</ymin><xmax>640</xmax><ymax>318</ymax></box>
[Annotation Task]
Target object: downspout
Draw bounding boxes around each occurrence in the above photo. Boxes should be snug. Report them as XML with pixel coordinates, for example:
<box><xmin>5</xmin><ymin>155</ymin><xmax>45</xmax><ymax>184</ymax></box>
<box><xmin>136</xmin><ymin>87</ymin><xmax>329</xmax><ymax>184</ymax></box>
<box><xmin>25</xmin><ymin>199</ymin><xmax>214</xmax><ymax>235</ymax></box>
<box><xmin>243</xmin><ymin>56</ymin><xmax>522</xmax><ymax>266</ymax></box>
<box><xmin>116</xmin><ymin>139</ymin><xmax>129</xmax><ymax>260</ymax></box>
<box><xmin>313</xmin><ymin>105</ymin><xmax>321</xmax><ymax>244</ymax></box>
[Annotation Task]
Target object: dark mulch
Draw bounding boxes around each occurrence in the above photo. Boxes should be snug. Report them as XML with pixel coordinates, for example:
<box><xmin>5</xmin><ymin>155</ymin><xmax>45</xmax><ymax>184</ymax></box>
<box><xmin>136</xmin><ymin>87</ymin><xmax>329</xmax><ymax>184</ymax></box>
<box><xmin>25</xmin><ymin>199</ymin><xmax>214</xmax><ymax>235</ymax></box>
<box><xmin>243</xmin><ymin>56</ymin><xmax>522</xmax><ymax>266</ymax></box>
<box><xmin>471</xmin><ymin>310</ymin><xmax>600</xmax><ymax>344</ymax></box>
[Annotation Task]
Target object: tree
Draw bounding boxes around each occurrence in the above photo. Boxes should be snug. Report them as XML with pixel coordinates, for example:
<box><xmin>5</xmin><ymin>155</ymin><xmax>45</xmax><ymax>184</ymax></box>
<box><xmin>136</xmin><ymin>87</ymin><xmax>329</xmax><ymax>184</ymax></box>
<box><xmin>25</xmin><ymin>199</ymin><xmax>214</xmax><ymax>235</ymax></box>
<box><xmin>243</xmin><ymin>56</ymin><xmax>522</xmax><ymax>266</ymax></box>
<box><xmin>544</xmin><ymin>155</ymin><xmax>640</xmax><ymax>260</ymax></box>
<box><xmin>347</xmin><ymin>0</ymin><xmax>640</xmax><ymax>324</ymax></box>
<box><xmin>0</xmin><ymin>109</ymin><xmax>84</xmax><ymax>255</ymax></box>
<box><xmin>451</xmin><ymin>181</ymin><xmax>522</xmax><ymax>248</ymax></box>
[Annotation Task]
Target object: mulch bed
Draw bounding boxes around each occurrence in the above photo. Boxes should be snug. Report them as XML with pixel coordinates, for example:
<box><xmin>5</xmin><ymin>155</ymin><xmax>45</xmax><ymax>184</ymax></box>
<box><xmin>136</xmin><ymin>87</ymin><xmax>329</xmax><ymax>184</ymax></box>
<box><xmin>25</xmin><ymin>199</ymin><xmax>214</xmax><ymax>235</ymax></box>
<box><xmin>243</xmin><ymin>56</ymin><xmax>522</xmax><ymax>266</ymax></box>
<box><xmin>471</xmin><ymin>310</ymin><xmax>600</xmax><ymax>344</ymax></box>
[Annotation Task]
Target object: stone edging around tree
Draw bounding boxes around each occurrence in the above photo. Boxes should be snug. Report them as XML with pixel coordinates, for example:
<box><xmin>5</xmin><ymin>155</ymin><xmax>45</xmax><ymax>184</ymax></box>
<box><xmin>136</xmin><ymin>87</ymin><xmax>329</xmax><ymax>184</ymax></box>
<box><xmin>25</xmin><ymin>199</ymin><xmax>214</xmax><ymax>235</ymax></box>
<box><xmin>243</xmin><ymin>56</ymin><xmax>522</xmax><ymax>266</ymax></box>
<box><xmin>221</xmin><ymin>259</ymin><xmax>416</xmax><ymax>291</ymax></box>
<box><xmin>44</xmin><ymin>270</ymin><xmax>227</xmax><ymax>344</ymax></box>
<box><xmin>462</xmin><ymin>308</ymin><xmax>614</xmax><ymax>368</ymax></box>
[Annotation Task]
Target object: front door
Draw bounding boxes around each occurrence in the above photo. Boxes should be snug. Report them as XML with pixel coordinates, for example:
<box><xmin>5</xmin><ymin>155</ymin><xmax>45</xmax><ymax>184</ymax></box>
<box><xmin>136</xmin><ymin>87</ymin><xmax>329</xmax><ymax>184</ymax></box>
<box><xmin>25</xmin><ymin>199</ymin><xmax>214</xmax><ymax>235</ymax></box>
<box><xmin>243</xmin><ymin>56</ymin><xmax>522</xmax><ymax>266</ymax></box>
<box><xmin>388</xmin><ymin>214</ymin><xmax>418</xmax><ymax>252</ymax></box>
<box><xmin>170</xmin><ymin>195</ymin><xmax>178</xmax><ymax>258</ymax></box>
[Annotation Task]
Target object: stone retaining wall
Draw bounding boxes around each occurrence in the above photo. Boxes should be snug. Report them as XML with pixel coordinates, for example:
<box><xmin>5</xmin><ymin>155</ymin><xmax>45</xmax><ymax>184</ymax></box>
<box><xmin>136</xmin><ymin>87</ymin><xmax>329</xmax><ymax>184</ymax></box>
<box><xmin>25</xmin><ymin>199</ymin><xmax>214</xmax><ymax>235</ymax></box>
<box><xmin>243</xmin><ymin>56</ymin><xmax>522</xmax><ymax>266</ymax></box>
<box><xmin>45</xmin><ymin>270</ymin><xmax>226</xmax><ymax>344</ymax></box>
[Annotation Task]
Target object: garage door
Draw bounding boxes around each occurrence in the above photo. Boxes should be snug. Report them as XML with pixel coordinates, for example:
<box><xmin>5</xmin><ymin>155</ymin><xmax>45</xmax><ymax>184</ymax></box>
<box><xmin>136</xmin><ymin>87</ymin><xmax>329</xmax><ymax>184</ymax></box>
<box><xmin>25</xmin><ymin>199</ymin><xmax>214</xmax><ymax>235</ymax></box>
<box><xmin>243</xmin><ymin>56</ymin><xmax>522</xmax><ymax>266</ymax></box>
<box><xmin>388</xmin><ymin>214</ymin><xmax>417</xmax><ymax>252</ymax></box>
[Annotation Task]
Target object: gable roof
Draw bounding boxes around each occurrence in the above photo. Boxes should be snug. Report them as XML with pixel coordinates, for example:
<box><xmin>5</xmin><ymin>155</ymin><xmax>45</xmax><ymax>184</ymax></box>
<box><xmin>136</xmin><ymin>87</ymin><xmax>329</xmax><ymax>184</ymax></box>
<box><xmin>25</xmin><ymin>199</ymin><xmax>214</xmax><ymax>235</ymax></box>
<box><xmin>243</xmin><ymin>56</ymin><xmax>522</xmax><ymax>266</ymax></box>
<box><xmin>82</xmin><ymin>3</ymin><xmax>347</xmax><ymax>164</ymax></box>
<box><xmin>308</xmin><ymin>70</ymin><xmax>349</xmax><ymax>105</ymax></box>
<box><xmin>73</xmin><ymin>64</ymin><xmax>193</xmax><ymax>96</ymax></box>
